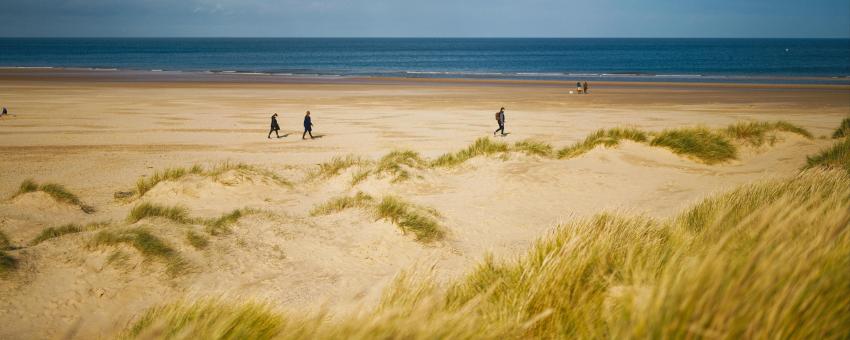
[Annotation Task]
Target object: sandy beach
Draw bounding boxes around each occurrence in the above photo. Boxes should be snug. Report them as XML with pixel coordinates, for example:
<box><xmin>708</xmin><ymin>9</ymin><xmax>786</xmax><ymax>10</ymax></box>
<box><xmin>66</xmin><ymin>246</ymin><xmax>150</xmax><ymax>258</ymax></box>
<box><xmin>1</xmin><ymin>69</ymin><xmax>848</xmax><ymax>339</ymax></box>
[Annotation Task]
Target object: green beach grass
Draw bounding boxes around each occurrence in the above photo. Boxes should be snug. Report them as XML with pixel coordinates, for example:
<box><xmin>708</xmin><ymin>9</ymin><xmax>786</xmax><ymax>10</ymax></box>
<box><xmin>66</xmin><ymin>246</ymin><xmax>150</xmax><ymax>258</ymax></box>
<box><xmin>126</xmin><ymin>165</ymin><xmax>850</xmax><ymax>339</ymax></box>
<box><xmin>91</xmin><ymin>228</ymin><xmax>188</xmax><ymax>276</ymax></box>
<box><xmin>135</xmin><ymin>162</ymin><xmax>289</xmax><ymax>197</ymax></box>
<box><xmin>12</xmin><ymin>179</ymin><xmax>95</xmax><ymax>213</ymax></box>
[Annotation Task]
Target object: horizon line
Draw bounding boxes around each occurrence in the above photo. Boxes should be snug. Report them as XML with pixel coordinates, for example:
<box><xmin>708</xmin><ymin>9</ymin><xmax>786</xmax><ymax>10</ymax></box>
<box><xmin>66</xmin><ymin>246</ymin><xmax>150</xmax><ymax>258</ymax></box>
<box><xmin>2</xmin><ymin>36</ymin><xmax>849</xmax><ymax>39</ymax></box>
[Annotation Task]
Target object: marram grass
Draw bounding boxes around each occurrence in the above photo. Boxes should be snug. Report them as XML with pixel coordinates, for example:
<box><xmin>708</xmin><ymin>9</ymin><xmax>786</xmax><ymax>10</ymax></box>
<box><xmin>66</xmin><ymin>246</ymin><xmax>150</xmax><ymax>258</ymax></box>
<box><xmin>833</xmin><ymin>117</ymin><xmax>850</xmax><ymax>139</ymax></box>
<box><xmin>805</xmin><ymin>138</ymin><xmax>850</xmax><ymax>173</ymax></box>
<box><xmin>375</xmin><ymin>196</ymin><xmax>444</xmax><ymax>243</ymax></box>
<box><xmin>29</xmin><ymin>221</ymin><xmax>110</xmax><ymax>246</ymax></box>
<box><xmin>127</xmin><ymin>167</ymin><xmax>850</xmax><ymax>339</ymax></box>
<box><xmin>310</xmin><ymin>192</ymin><xmax>374</xmax><ymax>216</ymax></box>
<box><xmin>128</xmin><ymin>203</ymin><xmax>192</xmax><ymax>224</ymax></box>
<box><xmin>12</xmin><ymin>179</ymin><xmax>94</xmax><ymax>212</ymax></box>
<box><xmin>650</xmin><ymin>126</ymin><xmax>736</xmax><ymax>164</ymax></box>
<box><xmin>135</xmin><ymin>162</ymin><xmax>289</xmax><ymax>197</ymax></box>
<box><xmin>557</xmin><ymin>127</ymin><xmax>648</xmax><ymax>159</ymax></box>
<box><xmin>91</xmin><ymin>228</ymin><xmax>188</xmax><ymax>277</ymax></box>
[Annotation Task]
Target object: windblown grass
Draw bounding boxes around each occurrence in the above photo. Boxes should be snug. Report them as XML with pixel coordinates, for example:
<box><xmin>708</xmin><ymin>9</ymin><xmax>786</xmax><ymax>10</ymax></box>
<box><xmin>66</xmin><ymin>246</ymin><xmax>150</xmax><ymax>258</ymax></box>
<box><xmin>834</xmin><ymin>117</ymin><xmax>850</xmax><ymax>139</ymax></box>
<box><xmin>375</xmin><ymin>150</ymin><xmax>427</xmax><ymax>182</ymax></box>
<box><xmin>136</xmin><ymin>166</ymin><xmax>204</xmax><ymax>197</ymax></box>
<box><xmin>556</xmin><ymin>127</ymin><xmax>648</xmax><ymax>159</ymax></box>
<box><xmin>30</xmin><ymin>224</ymin><xmax>80</xmax><ymax>245</ymax></box>
<box><xmin>805</xmin><ymin>138</ymin><xmax>850</xmax><ymax>173</ymax></box>
<box><xmin>650</xmin><ymin>127</ymin><xmax>736</xmax><ymax>164</ymax></box>
<box><xmin>12</xmin><ymin>179</ymin><xmax>93</xmax><ymax>212</ymax></box>
<box><xmin>29</xmin><ymin>221</ymin><xmax>110</xmax><ymax>246</ymax></box>
<box><xmin>91</xmin><ymin>228</ymin><xmax>187</xmax><ymax>276</ymax></box>
<box><xmin>311</xmin><ymin>155</ymin><xmax>372</xmax><ymax>180</ymax></box>
<box><xmin>723</xmin><ymin>121</ymin><xmax>812</xmax><ymax>146</ymax></box>
<box><xmin>128</xmin><ymin>203</ymin><xmax>191</xmax><ymax>224</ymax></box>
<box><xmin>203</xmin><ymin>209</ymin><xmax>255</xmax><ymax>235</ymax></box>
<box><xmin>375</xmin><ymin>196</ymin><xmax>444</xmax><ymax>242</ymax></box>
<box><xmin>350</xmin><ymin>167</ymin><xmax>371</xmax><ymax>186</ymax></box>
<box><xmin>431</xmin><ymin>137</ymin><xmax>509</xmax><ymax>168</ymax></box>
<box><xmin>511</xmin><ymin>139</ymin><xmax>554</xmax><ymax>157</ymax></box>
<box><xmin>135</xmin><ymin>162</ymin><xmax>289</xmax><ymax>197</ymax></box>
<box><xmin>128</xmin><ymin>300</ymin><xmax>286</xmax><ymax>339</ymax></box>
<box><xmin>127</xmin><ymin>166</ymin><xmax>850</xmax><ymax>339</ymax></box>
<box><xmin>186</xmin><ymin>231</ymin><xmax>209</xmax><ymax>250</ymax></box>
<box><xmin>310</xmin><ymin>192</ymin><xmax>374</xmax><ymax>216</ymax></box>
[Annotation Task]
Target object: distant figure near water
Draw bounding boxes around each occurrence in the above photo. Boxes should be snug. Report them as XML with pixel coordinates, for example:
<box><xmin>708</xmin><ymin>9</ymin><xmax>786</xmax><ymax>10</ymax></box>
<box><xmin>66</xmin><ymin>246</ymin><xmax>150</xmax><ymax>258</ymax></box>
<box><xmin>493</xmin><ymin>107</ymin><xmax>506</xmax><ymax>136</ymax></box>
<box><xmin>583</xmin><ymin>81</ymin><xmax>589</xmax><ymax>94</ymax></box>
<box><xmin>268</xmin><ymin>113</ymin><xmax>280</xmax><ymax>139</ymax></box>
<box><xmin>303</xmin><ymin>111</ymin><xmax>314</xmax><ymax>139</ymax></box>
<box><xmin>576</xmin><ymin>82</ymin><xmax>583</xmax><ymax>94</ymax></box>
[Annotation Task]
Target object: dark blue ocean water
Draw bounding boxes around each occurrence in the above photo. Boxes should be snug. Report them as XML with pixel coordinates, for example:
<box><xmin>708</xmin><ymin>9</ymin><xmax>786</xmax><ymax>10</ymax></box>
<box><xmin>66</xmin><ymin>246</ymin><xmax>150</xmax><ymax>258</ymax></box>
<box><xmin>1</xmin><ymin>38</ymin><xmax>849</xmax><ymax>83</ymax></box>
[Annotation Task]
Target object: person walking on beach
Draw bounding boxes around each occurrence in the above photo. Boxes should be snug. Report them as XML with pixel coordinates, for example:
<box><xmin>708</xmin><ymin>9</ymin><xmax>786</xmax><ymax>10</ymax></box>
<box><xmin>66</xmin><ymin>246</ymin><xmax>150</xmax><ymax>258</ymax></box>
<box><xmin>302</xmin><ymin>111</ymin><xmax>314</xmax><ymax>139</ymax></box>
<box><xmin>268</xmin><ymin>113</ymin><xmax>280</xmax><ymax>139</ymax></box>
<box><xmin>493</xmin><ymin>107</ymin><xmax>506</xmax><ymax>136</ymax></box>
<box><xmin>583</xmin><ymin>81</ymin><xmax>589</xmax><ymax>94</ymax></box>
<box><xmin>576</xmin><ymin>82</ymin><xmax>583</xmax><ymax>94</ymax></box>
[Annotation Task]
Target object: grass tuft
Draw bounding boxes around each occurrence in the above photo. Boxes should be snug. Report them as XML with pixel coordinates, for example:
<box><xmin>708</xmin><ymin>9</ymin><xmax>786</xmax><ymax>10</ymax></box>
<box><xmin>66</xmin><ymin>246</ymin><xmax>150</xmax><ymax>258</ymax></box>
<box><xmin>375</xmin><ymin>150</ymin><xmax>427</xmax><ymax>182</ymax></box>
<box><xmin>16</xmin><ymin>179</ymin><xmax>38</xmax><ymax>196</ymax></box>
<box><xmin>431</xmin><ymin>137</ymin><xmax>510</xmax><ymax>168</ymax></box>
<box><xmin>128</xmin><ymin>203</ymin><xmax>191</xmax><ymax>224</ymax></box>
<box><xmin>512</xmin><ymin>139</ymin><xmax>554</xmax><ymax>157</ymax></box>
<box><xmin>203</xmin><ymin>209</ymin><xmax>254</xmax><ymax>235</ymax></box>
<box><xmin>557</xmin><ymin>128</ymin><xmax>648</xmax><ymax>159</ymax></box>
<box><xmin>724</xmin><ymin>121</ymin><xmax>812</xmax><ymax>147</ymax></box>
<box><xmin>136</xmin><ymin>167</ymin><xmax>202</xmax><ymax>197</ymax></box>
<box><xmin>30</xmin><ymin>224</ymin><xmax>82</xmax><ymax>246</ymax></box>
<box><xmin>805</xmin><ymin>138</ymin><xmax>850</xmax><ymax>173</ymax></box>
<box><xmin>650</xmin><ymin>127</ymin><xmax>736</xmax><ymax>164</ymax></box>
<box><xmin>311</xmin><ymin>155</ymin><xmax>372</xmax><ymax>180</ymax></box>
<box><xmin>350</xmin><ymin>167</ymin><xmax>371</xmax><ymax>186</ymax></box>
<box><xmin>310</xmin><ymin>192</ymin><xmax>374</xmax><ymax>216</ymax></box>
<box><xmin>12</xmin><ymin>179</ymin><xmax>92</xmax><ymax>212</ymax></box>
<box><xmin>375</xmin><ymin>196</ymin><xmax>445</xmax><ymax>243</ymax></box>
<box><xmin>128</xmin><ymin>300</ymin><xmax>285</xmax><ymax>339</ymax></box>
<box><xmin>833</xmin><ymin>117</ymin><xmax>850</xmax><ymax>139</ymax></box>
<box><xmin>135</xmin><ymin>162</ymin><xmax>289</xmax><ymax>197</ymax></box>
<box><xmin>186</xmin><ymin>231</ymin><xmax>209</xmax><ymax>250</ymax></box>
<box><xmin>91</xmin><ymin>228</ymin><xmax>187</xmax><ymax>276</ymax></box>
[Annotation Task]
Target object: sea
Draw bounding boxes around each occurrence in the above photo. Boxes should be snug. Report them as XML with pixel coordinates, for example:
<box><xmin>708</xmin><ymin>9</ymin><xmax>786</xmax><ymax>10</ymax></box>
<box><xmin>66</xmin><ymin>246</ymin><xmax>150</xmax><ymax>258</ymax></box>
<box><xmin>1</xmin><ymin>38</ymin><xmax>849</xmax><ymax>84</ymax></box>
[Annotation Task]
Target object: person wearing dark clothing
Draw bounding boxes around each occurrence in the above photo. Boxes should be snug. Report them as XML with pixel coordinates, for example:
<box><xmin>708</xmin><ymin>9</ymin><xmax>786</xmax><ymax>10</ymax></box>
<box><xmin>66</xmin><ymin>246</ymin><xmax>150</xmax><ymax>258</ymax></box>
<box><xmin>493</xmin><ymin>107</ymin><xmax>506</xmax><ymax>136</ymax></box>
<box><xmin>1</xmin><ymin>107</ymin><xmax>7</xmax><ymax>115</ymax></box>
<box><xmin>268</xmin><ymin>113</ymin><xmax>280</xmax><ymax>139</ymax></box>
<box><xmin>583</xmin><ymin>81</ymin><xmax>589</xmax><ymax>94</ymax></box>
<box><xmin>302</xmin><ymin>111</ymin><xmax>314</xmax><ymax>139</ymax></box>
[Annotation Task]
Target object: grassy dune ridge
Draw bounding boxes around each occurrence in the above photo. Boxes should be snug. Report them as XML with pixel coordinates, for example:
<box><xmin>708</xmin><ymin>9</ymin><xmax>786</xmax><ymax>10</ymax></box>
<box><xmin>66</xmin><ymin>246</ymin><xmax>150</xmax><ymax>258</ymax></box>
<box><xmin>311</xmin><ymin>193</ymin><xmax>445</xmax><ymax>243</ymax></box>
<box><xmin>311</xmin><ymin>121</ymin><xmax>812</xmax><ymax>184</ymax></box>
<box><xmin>90</xmin><ymin>228</ymin><xmax>188</xmax><ymax>277</ymax></box>
<box><xmin>135</xmin><ymin>162</ymin><xmax>290</xmax><ymax>197</ymax></box>
<box><xmin>127</xmin><ymin>136</ymin><xmax>850</xmax><ymax>339</ymax></box>
<box><xmin>11</xmin><ymin>179</ymin><xmax>95</xmax><ymax>213</ymax></box>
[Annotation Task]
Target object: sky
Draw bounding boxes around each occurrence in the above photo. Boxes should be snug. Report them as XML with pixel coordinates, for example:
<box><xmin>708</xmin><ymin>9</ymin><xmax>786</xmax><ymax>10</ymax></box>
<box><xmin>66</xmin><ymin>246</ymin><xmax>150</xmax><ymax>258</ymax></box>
<box><xmin>0</xmin><ymin>0</ymin><xmax>848</xmax><ymax>38</ymax></box>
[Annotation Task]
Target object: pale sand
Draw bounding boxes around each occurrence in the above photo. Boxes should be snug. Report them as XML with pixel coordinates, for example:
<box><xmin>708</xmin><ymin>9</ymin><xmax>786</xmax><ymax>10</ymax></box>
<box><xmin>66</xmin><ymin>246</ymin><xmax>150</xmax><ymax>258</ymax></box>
<box><xmin>0</xmin><ymin>71</ymin><xmax>848</xmax><ymax>339</ymax></box>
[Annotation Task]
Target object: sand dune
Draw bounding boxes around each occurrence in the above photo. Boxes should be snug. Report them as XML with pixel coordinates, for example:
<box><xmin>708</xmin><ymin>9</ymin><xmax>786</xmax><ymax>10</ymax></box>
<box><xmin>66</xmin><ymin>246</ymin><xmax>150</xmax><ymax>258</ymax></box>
<box><xmin>0</xmin><ymin>73</ymin><xmax>848</xmax><ymax>339</ymax></box>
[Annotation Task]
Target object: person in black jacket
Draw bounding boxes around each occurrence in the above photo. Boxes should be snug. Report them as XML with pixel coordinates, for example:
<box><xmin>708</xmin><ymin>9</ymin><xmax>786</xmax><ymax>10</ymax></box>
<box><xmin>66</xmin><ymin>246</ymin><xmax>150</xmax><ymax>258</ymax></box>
<box><xmin>493</xmin><ymin>107</ymin><xmax>506</xmax><ymax>136</ymax></box>
<box><xmin>268</xmin><ymin>113</ymin><xmax>280</xmax><ymax>139</ymax></box>
<box><xmin>302</xmin><ymin>111</ymin><xmax>314</xmax><ymax>139</ymax></box>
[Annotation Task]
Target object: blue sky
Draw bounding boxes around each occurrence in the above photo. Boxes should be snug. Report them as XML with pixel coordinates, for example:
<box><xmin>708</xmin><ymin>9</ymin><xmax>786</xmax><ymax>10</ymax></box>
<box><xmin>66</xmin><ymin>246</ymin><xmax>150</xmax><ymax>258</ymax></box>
<box><xmin>0</xmin><ymin>0</ymin><xmax>848</xmax><ymax>37</ymax></box>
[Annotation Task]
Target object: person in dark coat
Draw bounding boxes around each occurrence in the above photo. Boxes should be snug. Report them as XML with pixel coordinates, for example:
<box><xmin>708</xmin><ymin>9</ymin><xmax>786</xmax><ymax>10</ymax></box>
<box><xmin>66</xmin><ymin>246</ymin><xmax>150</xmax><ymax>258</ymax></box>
<box><xmin>493</xmin><ymin>107</ymin><xmax>506</xmax><ymax>136</ymax></box>
<box><xmin>268</xmin><ymin>113</ymin><xmax>280</xmax><ymax>139</ymax></box>
<box><xmin>302</xmin><ymin>111</ymin><xmax>314</xmax><ymax>139</ymax></box>
<box><xmin>583</xmin><ymin>81</ymin><xmax>589</xmax><ymax>94</ymax></box>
